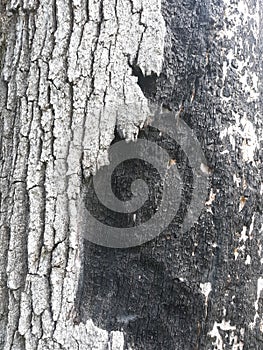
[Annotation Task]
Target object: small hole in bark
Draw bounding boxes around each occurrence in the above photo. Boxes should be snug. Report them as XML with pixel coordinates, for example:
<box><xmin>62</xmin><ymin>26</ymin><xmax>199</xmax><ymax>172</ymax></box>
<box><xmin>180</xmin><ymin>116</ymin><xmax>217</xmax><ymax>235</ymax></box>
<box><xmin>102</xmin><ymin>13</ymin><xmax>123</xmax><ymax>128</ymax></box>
<box><xmin>131</xmin><ymin>65</ymin><xmax>158</xmax><ymax>99</ymax></box>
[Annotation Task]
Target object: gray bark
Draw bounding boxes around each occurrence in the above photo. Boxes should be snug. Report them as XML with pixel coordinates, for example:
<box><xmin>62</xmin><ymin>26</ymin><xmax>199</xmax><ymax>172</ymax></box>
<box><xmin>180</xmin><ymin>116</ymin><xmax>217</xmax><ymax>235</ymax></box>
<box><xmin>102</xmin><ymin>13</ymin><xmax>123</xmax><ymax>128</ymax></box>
<box><xmin>0</xmin><ymin>0</ymin><xmax>262</xmax><ymax>350</ymax></box>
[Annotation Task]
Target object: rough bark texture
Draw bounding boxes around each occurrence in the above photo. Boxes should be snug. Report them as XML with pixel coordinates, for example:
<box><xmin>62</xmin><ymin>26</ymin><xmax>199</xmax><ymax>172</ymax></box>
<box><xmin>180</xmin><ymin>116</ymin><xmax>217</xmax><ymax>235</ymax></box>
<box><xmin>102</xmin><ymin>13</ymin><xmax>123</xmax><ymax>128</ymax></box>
<box><xmin>0</xmin><ymin>1</ymin><xmax>262</xmax><ymax>350</ymax></box>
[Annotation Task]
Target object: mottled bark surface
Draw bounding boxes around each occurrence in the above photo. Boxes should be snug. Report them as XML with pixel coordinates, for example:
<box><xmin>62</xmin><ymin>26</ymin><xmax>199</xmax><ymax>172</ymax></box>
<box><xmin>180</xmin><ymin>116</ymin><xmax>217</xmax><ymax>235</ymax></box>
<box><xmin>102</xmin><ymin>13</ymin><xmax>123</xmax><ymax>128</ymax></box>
<box><xmin>80</xmin><ymin>1</ymin><xmax>263</xmax><ymax>349</ymax></box>
<box><xmin>0</xmin><ymin>1</ymin><xmax>262</xmax><ymax>350</ymax></box>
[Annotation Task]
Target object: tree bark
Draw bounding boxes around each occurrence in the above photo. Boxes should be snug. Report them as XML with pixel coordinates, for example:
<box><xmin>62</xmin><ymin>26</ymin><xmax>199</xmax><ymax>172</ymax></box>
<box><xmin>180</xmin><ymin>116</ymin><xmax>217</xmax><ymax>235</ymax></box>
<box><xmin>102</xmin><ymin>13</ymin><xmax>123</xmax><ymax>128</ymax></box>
<box><xmin>0</xmin><ymin>0</ymin><xmax>262</xmax><ymax>350</ymax></box>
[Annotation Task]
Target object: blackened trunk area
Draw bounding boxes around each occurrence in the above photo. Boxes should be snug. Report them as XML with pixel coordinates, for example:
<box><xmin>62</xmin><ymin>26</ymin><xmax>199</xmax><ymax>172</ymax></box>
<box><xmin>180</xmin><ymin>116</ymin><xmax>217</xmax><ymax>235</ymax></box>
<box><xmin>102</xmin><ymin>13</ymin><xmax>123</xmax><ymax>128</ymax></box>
<box><xmin>77</xmin><ymin>0</ymin><xmax>262</xmax><ymax>349</ymax></box>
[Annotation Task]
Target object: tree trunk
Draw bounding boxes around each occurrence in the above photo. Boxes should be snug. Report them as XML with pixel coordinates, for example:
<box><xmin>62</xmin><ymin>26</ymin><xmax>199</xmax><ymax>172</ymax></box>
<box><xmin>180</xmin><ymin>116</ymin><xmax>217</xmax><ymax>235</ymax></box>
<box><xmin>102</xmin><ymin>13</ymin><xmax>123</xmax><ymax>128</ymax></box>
<box><xmin>0</xmin><ymin>0</ymin><xmax>262</xmax><ymax>349</ymax></box>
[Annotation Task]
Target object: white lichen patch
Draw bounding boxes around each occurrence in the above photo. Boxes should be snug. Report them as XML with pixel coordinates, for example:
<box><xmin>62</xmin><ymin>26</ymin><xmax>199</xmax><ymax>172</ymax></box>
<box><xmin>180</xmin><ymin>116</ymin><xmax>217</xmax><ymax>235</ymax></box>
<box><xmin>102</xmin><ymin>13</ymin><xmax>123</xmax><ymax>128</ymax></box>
<box><xmin>244</xmin><ymin>255</ymin><xmax>251</xmax><ymax>265</ymax></box>
<box><xmin>249</xmin><ymin>277</ymin><xmax>263</xmax><ymax>330</ymax></box>
<box><xmin>233</xmin><ymin>174</ymin><xmax>241</xmax><ymax>188</ymax></box>
<box><xmin>239</xmin><ymin>226</ymin><xmax>248</xmax><ymax>243</ymax></box>
<box><xmin>220</xmin><ymin>113</ymin><xmax>261</xmax><ymax>166</ymax></box>
<box><xmin>200</xmin><ymin>282</ymin><xmax>212</xmax><ymax>300</ymax></box>
<box><xmin>208</xmin><ymin>320</ymin><xmax>244</xmax><ymax>350</ymax></box>
<box><xmin>205</xmin><ymin>188</ymin><xmax>217</xmax><ymax>206</ymax></box>
<box><xmin>233</xmin><ymin>226</ymin><xmax>250</xmax><ymax>262</ymax></box>
<box><xmin>200</xmin><ymin>282</ymin><xmax>212</xmax><ymax>316</ymax></box>
<box><xmin>219</xmin><ymin>0</ymin><xmax>261</xmax><ymax>166</ymax></box>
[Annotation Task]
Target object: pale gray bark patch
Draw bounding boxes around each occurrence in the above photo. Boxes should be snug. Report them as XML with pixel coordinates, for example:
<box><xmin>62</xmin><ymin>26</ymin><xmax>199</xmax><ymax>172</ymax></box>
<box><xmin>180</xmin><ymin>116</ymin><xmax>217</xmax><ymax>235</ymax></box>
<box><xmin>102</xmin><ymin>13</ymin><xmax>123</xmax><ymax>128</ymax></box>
<box><xmin>0</xmin><ymin>0</ymin><xmax>165</xmax><ymax>349</ymax></box>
